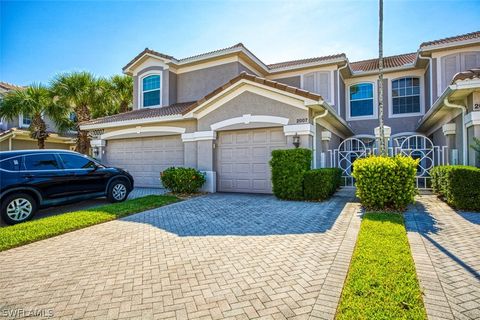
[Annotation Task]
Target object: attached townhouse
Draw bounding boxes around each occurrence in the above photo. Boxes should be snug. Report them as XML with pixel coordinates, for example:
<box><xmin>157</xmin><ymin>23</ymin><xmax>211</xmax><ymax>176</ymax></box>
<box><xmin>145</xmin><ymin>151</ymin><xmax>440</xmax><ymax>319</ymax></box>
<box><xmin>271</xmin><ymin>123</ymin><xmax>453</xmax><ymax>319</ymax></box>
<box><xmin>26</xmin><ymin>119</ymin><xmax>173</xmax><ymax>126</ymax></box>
<box><xmin>80</xmin><ymin>31</ymin><xmax>480</xmax><ymax>193</ymax></box>
<box><xmin>0</xmin><ymin>82</ymin><xmax>76</xmax><ymax>151</ymax></box>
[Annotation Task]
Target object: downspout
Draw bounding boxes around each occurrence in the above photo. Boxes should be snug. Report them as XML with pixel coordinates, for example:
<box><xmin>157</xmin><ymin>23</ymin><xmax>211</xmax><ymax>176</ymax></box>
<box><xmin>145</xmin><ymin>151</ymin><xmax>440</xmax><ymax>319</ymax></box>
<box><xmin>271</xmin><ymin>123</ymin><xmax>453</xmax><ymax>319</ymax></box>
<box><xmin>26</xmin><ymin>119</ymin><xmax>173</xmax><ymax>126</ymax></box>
<box><xmin>443</xmin><ymin>97</ymin><xmax>467</xmax><ymax>165</ymax></box>
<box><xmin>312</xmin><ymin>108</ymin><xmax>329</xmax><ymax>169</ymax></box>
<box><xmin>337</xmin><ymin>63</ymin><xmax>349</xmax><ymax>117</ymax></box>
<box><xmin>418</xmin><ymin>52</ymin><xmax>433</xmax><ymax>106</ymax></box>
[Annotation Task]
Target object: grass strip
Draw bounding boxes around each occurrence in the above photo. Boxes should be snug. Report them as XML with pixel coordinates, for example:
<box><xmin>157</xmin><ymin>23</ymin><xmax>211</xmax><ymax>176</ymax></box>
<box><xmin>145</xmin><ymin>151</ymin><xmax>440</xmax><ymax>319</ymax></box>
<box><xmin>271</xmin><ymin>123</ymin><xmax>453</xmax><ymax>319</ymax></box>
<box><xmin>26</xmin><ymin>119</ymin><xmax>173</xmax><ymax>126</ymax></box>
<box><xmin>336</xmin><ymin>212</ymin><xmax>427</xmax><ymax>320</ymax></box>
<box><xmin>0</xmin><ymin>195</ymin><xmax>179</xmax><ymax>252</ymax></box>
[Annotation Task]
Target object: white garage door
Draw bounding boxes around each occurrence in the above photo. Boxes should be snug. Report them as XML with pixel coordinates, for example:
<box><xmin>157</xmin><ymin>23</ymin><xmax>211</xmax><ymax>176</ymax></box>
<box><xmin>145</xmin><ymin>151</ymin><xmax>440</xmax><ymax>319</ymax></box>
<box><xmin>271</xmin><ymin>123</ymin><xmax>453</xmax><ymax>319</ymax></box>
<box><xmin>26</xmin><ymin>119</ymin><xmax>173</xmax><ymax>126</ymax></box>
<box><xmin>216</xmin><ymin>127</ymin><xmax>288</xmax><ymax>194</ymax></box>
<box><xmin>106</xmin><ymin>135</ymin><xmax>184</xmax><ymax>187</ymax></box>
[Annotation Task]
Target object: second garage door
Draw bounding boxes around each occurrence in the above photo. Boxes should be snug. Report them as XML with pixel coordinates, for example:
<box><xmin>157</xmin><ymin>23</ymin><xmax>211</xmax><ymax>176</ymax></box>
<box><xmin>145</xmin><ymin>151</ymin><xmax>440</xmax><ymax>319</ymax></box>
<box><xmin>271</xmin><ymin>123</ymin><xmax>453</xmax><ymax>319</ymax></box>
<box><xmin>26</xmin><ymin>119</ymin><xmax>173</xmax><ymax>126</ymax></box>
<box><xmin>106</xmin><ymin>135</ymin><xmax>184</xmax><ymax>187</ymax></box>
<box><xmin>216</xmin><ymin>127</ymin><xmax>288</xmax><ymax>194</ymax></box>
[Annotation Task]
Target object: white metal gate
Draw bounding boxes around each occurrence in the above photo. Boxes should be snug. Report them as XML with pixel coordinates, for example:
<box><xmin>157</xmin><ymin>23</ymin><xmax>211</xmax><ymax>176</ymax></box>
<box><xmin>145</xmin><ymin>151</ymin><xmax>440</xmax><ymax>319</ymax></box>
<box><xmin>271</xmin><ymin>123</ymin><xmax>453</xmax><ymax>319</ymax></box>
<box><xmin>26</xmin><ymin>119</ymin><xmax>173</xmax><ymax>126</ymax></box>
<box><xmin>329</xmin><ymin>134</ymin><xmax>447</xmax><ymax>189</ymax></box>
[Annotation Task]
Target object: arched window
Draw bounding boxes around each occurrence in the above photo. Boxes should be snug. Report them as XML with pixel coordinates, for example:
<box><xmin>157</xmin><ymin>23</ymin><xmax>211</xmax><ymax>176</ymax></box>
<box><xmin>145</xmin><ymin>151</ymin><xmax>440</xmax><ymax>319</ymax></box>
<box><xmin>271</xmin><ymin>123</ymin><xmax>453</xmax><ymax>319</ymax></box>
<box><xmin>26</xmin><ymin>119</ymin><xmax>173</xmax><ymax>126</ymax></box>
<box><xmin>349</xmin><ymin>83</ymin><xmax>374</xmax><ymax>118</ymax></box>
<box><xmin>142</xmin><ymin>74</ymin><xmax>161</xmax><ymax>107</ymax></box>
<box><xmin>392</xmin><ymin>77</ymin><xmax>420</xmax><ymax>115</ymax></box>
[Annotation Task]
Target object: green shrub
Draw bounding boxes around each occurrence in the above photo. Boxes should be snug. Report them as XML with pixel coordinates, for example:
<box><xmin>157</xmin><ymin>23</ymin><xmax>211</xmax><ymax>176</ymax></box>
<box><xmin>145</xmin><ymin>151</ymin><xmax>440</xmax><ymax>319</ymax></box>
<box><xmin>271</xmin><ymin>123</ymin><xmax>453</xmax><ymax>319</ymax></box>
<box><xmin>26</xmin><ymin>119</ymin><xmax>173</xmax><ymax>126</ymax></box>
<box><xmin>431</xmin><ymin>165</ymin><xmax>480</xmax><ymax>211</ymax></box>
<box><xmin>352</xmin><ymin>155</ymin><xmax>419</xmax><ymax>211</ymax></box>
<box><xmin>304</xmin><ymin>168</ymin><xmax>342</xmax><ymax>201</ymax></box>
<box><xmin>160</xmin><ymin>167</ymin><xmax>206</xmax><ymax>194</ymax></box>
<box><xmin>270</xmin><ymin>148</ymin><xmax>311</xmax><ymax>200</ymax></box>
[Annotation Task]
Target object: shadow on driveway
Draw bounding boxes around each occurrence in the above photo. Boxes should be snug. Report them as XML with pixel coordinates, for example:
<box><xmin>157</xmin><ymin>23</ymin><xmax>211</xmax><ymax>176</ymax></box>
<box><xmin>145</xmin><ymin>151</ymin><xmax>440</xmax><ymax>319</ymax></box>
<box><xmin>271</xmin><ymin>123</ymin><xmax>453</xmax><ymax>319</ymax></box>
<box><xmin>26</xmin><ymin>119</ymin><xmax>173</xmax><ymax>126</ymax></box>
<box><xmin>122</xmin><ymin>190</ymin><xmax>355</xmax><ymax>236</ymax></box>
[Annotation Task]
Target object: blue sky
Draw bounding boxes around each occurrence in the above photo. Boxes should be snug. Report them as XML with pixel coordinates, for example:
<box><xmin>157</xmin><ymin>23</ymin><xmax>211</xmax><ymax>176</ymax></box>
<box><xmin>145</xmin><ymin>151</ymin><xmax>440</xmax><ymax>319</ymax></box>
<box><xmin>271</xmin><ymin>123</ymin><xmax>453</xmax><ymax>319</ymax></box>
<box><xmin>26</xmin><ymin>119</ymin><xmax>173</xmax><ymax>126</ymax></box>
<box><xmin>1</xmin><ymin>0</ymin><xmax>479</xmax><ymax>85</ymax></box>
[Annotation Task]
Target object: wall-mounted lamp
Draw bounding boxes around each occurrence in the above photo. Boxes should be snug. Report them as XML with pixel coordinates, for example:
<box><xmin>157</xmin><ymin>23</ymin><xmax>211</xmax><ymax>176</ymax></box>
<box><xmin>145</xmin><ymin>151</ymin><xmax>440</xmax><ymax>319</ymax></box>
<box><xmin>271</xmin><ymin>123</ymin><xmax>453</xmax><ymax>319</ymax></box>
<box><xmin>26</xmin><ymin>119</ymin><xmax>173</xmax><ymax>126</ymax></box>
<box><xmin>293</xmin><ymin>133</ymin><xmax>301</xmax><ymax>148</ymax></box>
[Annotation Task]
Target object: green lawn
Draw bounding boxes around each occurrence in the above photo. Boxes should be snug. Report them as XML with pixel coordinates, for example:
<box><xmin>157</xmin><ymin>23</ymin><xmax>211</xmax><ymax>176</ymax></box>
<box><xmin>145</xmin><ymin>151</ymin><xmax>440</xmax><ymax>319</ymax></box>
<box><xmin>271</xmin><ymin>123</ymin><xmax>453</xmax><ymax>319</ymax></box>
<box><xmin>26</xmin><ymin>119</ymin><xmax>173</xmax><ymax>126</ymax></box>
<box><xmin>336</xmin><ymin>212</ymin><xmax>427</xmax><ymax>320</ymax></box>
<box><xmin>0</xmin><ymin>195</ymin><xmax>179</xmax><ymax>252</ymax></box>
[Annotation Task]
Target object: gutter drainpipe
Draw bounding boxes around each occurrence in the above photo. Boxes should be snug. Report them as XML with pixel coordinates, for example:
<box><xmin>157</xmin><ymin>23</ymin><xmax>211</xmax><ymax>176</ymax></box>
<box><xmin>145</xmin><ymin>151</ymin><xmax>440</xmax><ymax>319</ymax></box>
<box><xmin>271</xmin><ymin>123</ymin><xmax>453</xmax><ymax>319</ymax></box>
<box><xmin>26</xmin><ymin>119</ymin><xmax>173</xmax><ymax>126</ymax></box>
<box><xmin>312</xmin><ymin>108</ymin><xmax>329</xmax><ymax>169</ymax></box>
<box><xmin>418</xmin><ymin>52</ymin><xmax>433</xmax><ymax>106</ymax></box>
<box><xmin>337</xmin><ymin>63</ymin><xmax>349</xmax><ymax>117</ymax></box>
<box><xmin>443</xmin><ymin>97</ymin><xmax>467</xmax><ymax>165</ymax></box>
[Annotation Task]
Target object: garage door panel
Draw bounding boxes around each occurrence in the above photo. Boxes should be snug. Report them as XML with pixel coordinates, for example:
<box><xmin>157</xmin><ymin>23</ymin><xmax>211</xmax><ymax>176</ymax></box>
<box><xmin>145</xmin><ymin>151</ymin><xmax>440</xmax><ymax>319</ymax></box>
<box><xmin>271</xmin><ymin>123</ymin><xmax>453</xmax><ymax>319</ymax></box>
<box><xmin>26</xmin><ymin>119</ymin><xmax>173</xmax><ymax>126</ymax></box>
<box><xmin>106</xmin><ymin>136</ymin><xmax>184</xmax><ymax>188</ymax></box>
<box><xmin>217</xmin><ymin>127</ymin><xmax>287</xmax><ymax>194</ymax></box>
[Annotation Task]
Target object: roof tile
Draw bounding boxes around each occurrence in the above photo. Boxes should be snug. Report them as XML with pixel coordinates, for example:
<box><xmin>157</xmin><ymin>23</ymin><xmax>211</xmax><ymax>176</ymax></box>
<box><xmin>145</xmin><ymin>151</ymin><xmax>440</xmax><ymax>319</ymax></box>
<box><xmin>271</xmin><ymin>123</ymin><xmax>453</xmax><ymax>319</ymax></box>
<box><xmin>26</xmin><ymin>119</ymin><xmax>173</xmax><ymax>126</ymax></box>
<box><xmin>350</xmin><ymin>53</ymin><xmax>417</xmax><ymax>72</ymax></box>
<box><xmin>451</xmin><ymin>68</ymin><xmax>480</xmax><ymax>83</ymax></box>
<box><xmin>420</xmin><ymin>31</ymin><xmax>480</xmax><ymax>48</ymax></box>
<box><xmin>267</xmin><ymin>53</ymin><xmax>346</xmax><ymax>69</ymax></box>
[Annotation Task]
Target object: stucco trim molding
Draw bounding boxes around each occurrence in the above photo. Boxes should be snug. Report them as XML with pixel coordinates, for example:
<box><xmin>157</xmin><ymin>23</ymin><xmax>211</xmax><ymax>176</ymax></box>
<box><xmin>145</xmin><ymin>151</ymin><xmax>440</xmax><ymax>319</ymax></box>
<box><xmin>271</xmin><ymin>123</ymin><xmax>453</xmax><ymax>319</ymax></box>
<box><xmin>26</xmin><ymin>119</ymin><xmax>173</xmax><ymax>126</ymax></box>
<box><xmin>321</xmin><ymin>131</ymin><xmax>332</xmax><ymax>141</ymax></box>
<box><xmin>465</xmin><ymin>111</ymin><xmax>480</xmax><ymax>128</ymax></box>
<box><xmin>442</xmin><ymin>123</ymin><xmax>456</xmax><ymax>135</ymax></box>
<box><xmin>100</xmin><ymin>126</ymin><xmax>186</xmax><ymax>140</ymax></box>
<box><xmin>210</xmin><ymin>114</ymin><xmax>289</xmax><ymax>131</ymax></box>
<box><xmin>283</xmin><ymin>124</ymin><xmax>315</xmax><ymax>136</ymax></box>
<box><xmin>182</xmin><ymin>131</ymin><xmax>216</xmax><ymax>142</ymax></box>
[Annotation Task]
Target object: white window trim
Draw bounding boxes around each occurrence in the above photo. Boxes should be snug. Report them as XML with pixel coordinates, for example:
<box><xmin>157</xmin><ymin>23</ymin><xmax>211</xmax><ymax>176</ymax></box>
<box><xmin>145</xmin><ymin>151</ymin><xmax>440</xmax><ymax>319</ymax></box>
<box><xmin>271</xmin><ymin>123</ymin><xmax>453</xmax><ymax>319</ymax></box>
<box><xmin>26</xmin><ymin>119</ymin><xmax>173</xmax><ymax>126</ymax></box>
<box><xmin>19</xmin><ymin>114</ymin><xmax>31</xmax><ymax>128</ymax></box>
<box><xmin>388</xmin><ymin>76</ymin><xmax>425</xmax><ymax>118</ymax></box>
<box><xmin>139</xmin><ymin>72</ymin><xmax>162</xmax><ymax>108</ymax></box>
<box><xmin>346</xmin><ymin>81</ymin><xmax>377</xmax><ymax>121</ymax></box>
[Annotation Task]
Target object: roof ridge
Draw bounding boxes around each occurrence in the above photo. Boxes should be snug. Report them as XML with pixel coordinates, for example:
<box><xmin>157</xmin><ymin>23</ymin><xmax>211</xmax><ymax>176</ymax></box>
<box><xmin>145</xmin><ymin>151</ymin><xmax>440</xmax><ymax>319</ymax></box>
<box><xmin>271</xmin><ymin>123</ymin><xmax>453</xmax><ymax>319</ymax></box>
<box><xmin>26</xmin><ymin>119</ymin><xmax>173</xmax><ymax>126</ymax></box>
<box><xmin>0</xmin><ymin>81</ymin><xmax>23</xmax><ymax>90</ymax></box>
<box><xmin>267</xmin><ymin>53</ymin><xmax>346</xmax><ymax>68</ymax></box>
<box><xmin>420</xmin><ymin>30</ymin><xmax>480</xmax><ymax>47</ymax></box>
<box><xmin>178</xmin><ymin>43</ymin><xmax>245</xmax><ymax>62</ymax></box>
<box><xmin>350</xmin><ymin>52</ymin><xmax>417</xmax><ymax>65</ymax></box>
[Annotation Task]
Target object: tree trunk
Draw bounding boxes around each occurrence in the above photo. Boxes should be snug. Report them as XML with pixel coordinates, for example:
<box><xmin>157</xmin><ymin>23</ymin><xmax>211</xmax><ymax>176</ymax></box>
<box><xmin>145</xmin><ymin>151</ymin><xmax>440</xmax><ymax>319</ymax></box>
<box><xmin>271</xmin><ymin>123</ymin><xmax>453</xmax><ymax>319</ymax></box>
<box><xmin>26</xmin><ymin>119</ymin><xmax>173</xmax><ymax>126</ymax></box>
<box><xmin>29</xmin><ymin>114</ymin><xmax>49</xmax><ymax>149</ymax></box>
<box><xmin>75</xmin><ymin>104</ymin><xmax>91</xmax><ymax>154</ymax></box>
<box><xmin>119</xmin><ymin>101</ymin><xmax>129</xmax><ymax>113</ymax></box>
<box><xmin>378</xmin><ymin>0</ymin><xmax>386</xmax><ymax>155</ymax></box>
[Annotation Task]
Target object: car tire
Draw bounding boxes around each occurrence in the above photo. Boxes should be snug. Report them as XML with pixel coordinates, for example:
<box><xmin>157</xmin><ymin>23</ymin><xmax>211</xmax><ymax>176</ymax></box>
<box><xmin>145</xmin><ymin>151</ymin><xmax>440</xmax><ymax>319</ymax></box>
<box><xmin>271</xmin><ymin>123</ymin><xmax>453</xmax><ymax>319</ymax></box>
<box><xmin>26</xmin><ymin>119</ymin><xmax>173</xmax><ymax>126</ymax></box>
<box><xmin>1</xmin><ymin>193</ymin><xmax>38</xmax><ymax>225</ymax></box>
<box><xmin>107</xmin><ymin>179</ymin><xmax>130</xmax><ymax>203</ymax></box>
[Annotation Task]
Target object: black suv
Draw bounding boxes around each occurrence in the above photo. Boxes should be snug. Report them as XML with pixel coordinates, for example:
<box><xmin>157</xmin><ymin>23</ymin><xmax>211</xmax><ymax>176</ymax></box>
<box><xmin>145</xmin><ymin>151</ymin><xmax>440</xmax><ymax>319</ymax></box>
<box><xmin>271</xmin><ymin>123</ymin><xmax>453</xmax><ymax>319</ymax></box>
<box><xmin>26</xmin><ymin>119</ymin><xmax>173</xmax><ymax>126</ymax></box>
<box><xmin>0</xmin><ymin>150</ymin><xmax>134</xmax><ymax>225</ymax></box>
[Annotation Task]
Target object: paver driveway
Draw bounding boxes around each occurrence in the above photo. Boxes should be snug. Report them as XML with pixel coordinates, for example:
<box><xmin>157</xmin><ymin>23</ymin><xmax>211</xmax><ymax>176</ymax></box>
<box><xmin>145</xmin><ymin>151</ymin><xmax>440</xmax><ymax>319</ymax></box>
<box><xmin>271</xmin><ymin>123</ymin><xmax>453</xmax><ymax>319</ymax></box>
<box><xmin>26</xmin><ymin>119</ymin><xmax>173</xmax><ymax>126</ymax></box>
<box><xmin>0</xmin><ymin>190</ymin><xmax>361</xmax><ymax>320</ymax></box>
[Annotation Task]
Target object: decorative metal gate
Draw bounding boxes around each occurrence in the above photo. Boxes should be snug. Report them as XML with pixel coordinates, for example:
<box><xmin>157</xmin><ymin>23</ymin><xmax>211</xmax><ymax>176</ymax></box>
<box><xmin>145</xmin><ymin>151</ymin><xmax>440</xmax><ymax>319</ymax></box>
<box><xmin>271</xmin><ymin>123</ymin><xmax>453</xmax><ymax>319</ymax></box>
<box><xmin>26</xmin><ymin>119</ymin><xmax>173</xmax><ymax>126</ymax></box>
<box><xmin>328</xmin><ymin>134</ymin><xmax>447</xmax><ymax>189</ymax></box>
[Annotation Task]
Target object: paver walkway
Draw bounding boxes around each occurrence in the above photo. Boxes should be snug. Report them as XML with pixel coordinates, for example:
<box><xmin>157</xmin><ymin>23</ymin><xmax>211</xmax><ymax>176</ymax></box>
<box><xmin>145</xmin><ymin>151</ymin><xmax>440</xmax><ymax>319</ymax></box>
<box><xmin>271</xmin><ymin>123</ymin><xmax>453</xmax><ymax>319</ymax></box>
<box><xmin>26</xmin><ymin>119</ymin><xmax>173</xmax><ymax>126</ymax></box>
<box><xmin>405</xmin><ymin>195</ymin><xmax>480</xmax><ymax>320</ymax></box>
<box><xmin>0</xmin><ymin>190</ymin><xmax>361</xmax><ymax>320</ymax></box>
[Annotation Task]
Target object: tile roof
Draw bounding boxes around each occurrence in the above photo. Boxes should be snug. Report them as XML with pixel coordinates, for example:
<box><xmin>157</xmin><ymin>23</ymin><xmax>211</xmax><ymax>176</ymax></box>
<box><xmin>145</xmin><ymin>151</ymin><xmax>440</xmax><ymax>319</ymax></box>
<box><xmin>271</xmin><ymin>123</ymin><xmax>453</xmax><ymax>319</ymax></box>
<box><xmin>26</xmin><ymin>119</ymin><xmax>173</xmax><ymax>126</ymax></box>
<box><xmin>267</xmin><ymin>53</ymin><xmax>346</xmax><ymax>70</ymax></box>
<box><xmin>178</xmin><ymin>43</ymin><xmax>245</xmax><ymax>62</ymax></box>
<box><xmin>181</xmin><ymin>72</ymin><xmax>322</xmax><ymax>115</ymax></box>
<box><xmin>122</xmin><ymin>48</ymin><xmax>175</xmax><ymax>71</ymax></box>
<box><xmin>0</xmin><ymin>82</ymin><xmax>23</xmax><ymax>91</ymax></box>
<box><xmin>81</xmin><ymin>72</ymin><xmax>323</xmax><ymax>127</ymax></box>
<box><xmin>451</xmin><ymin>68</ymin><xmax>480</xmax><ymax>83</ymax></box>
<box><xmin>81</xmin><ymin>102</ymin><xmax>195</xmax><ymax>126</ymax></box>
<box><xmin>420</xmin><ymin>31</ymin><xmax>480</xmax><ymax>48</ymax></box>
<box><xmin>349</xmin><ymin>53</ymin><xmax>417</xmax><ymax>72</ymax></box>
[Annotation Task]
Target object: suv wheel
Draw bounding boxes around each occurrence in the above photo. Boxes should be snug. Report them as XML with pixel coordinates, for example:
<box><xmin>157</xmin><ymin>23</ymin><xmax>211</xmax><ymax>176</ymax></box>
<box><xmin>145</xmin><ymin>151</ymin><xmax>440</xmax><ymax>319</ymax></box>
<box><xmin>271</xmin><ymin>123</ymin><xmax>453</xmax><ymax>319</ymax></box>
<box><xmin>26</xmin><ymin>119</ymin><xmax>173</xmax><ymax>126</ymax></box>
<box><xmin>107</xmin><ymin>180</ymin><xmax>130</xmax><ymax>203</ymax></box>
<box><xmin>1</xmin><ymin>193</ymin><xmax>37</xmax><ymax>225</ymax></box>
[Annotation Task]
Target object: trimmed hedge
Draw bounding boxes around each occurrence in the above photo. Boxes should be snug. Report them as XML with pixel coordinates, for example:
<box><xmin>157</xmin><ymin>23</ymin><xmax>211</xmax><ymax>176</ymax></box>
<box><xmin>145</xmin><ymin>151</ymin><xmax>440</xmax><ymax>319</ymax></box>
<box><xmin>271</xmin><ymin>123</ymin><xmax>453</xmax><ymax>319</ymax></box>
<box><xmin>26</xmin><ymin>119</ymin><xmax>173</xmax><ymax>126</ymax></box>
<box><xmin>160</xmin><ymin>167</ymin><xmax>206</xmax><ymax>194</ymax></box>
<box><xmin>352</xmin><ymin>155</ymin><xmax>419</xmax><ymax>211</ymax></box>
<box><xmin>304</xmin><ymin>168</ymin><xmax>342</xmax><ymax>201</ymax></box>
<box><xmin>431</xmin><ymin>165</ymin><xmax>480</xmax><ymax>211</ymax></box>
<box><xmin>270</xmin><ymin>148</ymin><xmax>311</xmax><ymax>200</ymax></box>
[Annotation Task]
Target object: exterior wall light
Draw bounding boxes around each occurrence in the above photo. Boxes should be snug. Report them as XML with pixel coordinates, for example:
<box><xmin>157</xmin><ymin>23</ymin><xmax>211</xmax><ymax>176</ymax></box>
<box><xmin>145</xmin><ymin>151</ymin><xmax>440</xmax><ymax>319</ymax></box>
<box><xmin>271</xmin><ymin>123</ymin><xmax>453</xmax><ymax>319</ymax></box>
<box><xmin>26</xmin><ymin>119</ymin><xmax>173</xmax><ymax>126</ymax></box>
<box><xmin>293</xmin><ymin>133</ymin><xmax>301</xmax><ymax>148</ymax></box>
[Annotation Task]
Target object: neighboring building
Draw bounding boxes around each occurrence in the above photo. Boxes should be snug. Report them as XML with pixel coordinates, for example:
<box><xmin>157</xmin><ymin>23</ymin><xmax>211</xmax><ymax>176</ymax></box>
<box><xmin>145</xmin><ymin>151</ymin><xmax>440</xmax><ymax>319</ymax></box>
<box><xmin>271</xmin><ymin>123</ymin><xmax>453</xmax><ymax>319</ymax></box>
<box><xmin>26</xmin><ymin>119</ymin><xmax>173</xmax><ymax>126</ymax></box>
<box><xmin>80</xmin><ymin>31</ymin><xmax>480</xmax><ymax>192</ymax></box>
<box><xmin>0</xmin><ymin>82</ymin><xmax>76</xmax><ymax>151</ymax></box>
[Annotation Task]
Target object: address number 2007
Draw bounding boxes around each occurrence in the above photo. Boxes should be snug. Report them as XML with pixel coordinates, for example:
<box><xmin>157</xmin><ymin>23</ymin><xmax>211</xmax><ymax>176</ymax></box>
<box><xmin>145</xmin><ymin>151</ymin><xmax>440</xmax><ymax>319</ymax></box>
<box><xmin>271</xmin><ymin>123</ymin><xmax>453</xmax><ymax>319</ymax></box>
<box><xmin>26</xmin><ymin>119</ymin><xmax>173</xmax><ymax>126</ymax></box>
<box><xmin>296</xmin><ymin>118</ymin><xmax>308</xmax><ymax>123</ymax></box>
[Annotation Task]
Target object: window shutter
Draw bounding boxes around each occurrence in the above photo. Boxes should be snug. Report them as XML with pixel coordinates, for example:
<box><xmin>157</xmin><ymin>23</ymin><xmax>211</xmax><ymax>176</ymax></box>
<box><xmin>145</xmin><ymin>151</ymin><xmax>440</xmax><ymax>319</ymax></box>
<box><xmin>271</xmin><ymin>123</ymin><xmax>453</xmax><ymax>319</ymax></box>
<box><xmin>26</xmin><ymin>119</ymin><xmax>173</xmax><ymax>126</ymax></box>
<box><xmin>304</xmin><ymin>73</ymin><xmax>315</xmax><ymax>92</ymax></box>
<box><xmin>462</xmin><ymin>52</ymin><xmax>479</xmax><ymax>70</ymax></box>
<box><xmin>317</xmin><ymin>72</ymin><xmax>330</xmax><ymax>102</ymax></box>
<box><xmin>442</xmin><ymin>55</ymin><xmax>459</xmax><ymax>89</ymax></box>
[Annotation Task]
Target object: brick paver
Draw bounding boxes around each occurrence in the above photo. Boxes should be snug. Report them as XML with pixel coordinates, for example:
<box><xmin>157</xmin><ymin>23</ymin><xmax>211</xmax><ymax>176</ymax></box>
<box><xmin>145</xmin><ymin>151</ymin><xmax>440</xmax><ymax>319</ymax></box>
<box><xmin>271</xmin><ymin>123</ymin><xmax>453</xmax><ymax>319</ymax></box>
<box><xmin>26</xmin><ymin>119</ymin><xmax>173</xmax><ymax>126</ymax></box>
<box><xmin>0</xmin><ymin>190</ymin><xmax>361</xmax><ymax>319</ymax></box>
<box><xmin>405</xmin><ymin>195</ymin><xmax>480</xmax><ymax>320</ymax></box>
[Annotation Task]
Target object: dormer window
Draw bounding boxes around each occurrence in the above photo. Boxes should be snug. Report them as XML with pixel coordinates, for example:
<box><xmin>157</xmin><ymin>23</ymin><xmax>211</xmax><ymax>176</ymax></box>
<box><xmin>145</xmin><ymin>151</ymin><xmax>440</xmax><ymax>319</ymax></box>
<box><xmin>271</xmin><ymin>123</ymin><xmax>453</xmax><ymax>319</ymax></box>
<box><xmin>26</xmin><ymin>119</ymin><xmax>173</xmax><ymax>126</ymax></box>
<box><xmin>142</xmin><ymin>74</ymin><xmax>161</xmax><ymax>107</ymax></box>
<box><xmin>20</xmin><ymin>114</ymin><xmax>31</xmax><ymax>128</ymax></box>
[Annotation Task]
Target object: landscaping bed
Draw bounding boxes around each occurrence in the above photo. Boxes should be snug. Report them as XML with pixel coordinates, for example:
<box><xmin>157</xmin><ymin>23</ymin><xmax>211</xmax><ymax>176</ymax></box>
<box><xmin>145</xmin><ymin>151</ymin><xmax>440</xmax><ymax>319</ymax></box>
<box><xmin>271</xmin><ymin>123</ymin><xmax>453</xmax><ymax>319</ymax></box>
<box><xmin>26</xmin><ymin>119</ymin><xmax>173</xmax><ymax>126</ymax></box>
<box><xmin>0</xmin><ymin>195</ymin><xmax>179</xmax><ymax>252</ymax></box>
<box><xmin>336</xmin><ymin>212</ymin><xmax>427</xmax><ymax>319</ymax></box>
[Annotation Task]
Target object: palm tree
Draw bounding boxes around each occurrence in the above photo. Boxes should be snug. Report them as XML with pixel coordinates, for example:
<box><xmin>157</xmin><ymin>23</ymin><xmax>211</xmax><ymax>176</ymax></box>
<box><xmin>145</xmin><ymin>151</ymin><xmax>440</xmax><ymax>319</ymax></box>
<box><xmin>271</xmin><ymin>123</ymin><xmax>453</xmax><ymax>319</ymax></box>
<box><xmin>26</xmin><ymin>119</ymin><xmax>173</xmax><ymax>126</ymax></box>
<box><xmin>110</xmin><ymin>75</ymin><xmax>133</xmax><ymax>113</ymax></box>
<box><xmin>377</xmin><ymin>0</ymin><xmax>386</xmax><ymax>155</ymax></box>
<box><xmin>0</xmin><ymin>84</ymin><xmax>71</xmax><ymax>149</ymax></box>
<box><xmin>51</xmin><ymin>71</ymin><xmax>104</xmax><ymax>154</ymax></box>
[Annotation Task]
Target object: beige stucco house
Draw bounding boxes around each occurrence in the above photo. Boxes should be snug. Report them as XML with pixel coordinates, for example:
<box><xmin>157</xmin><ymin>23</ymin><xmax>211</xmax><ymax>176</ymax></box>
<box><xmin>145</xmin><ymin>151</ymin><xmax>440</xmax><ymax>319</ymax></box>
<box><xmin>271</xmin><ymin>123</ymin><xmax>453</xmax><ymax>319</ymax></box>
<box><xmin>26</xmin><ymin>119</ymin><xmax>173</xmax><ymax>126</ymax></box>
<box><xmin>0</xmin><ymin>82</ymin><xmax>76</xmax><ymax>151</ymax></box>
<box><xmin>80</xmin><ymin>31</ymin><xmax>480</xmax><ymax>193</ymax></box>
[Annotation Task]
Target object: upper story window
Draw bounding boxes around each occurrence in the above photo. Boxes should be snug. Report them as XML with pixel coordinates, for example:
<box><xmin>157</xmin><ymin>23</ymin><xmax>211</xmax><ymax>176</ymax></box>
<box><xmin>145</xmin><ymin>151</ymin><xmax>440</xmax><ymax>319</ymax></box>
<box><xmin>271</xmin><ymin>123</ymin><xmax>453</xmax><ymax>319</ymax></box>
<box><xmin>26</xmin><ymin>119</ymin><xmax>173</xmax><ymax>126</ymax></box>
<box><xmin>69</xmin><ymin>112</ymin><xmax>77</xmax><ymax>122</ymax></box>
<box><xmin>349</xmin><ymin>83</ymin><xmax>374</xmax><ymax>118</ymax></box>
<box><xmin>20</xmin><ymin>114</ymin><xmax>31</xmax><ymax>128</ymax></box>
<box><xmin>142</xmin><ymin>74</ymin><xmax>161</xmax><ymax>107</ymax></box>
<box><xmin>392</xmin><ymin>77</ymin><xmax>421</xmax><ymax>115</ymax></box>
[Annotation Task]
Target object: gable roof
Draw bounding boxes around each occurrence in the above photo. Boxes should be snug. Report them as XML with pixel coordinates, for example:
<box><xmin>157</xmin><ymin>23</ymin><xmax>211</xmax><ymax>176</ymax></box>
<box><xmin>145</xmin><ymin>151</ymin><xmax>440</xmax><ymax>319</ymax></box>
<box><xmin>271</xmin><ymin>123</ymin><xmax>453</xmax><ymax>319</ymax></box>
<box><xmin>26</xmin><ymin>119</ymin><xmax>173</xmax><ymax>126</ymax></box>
<box><xmin>80</xmin><ymin>72</ymin><xmax>324</xmax><ymax>128</ymax></box>
<box><xmin>420</xmin><ymin>31</ymin><xmax>480</xmax><ymax>48</ymax></box>
<box><xmin>350</xmin><ymin>53</ymin><xmax>417</xmax><ymax>73</ymax></box>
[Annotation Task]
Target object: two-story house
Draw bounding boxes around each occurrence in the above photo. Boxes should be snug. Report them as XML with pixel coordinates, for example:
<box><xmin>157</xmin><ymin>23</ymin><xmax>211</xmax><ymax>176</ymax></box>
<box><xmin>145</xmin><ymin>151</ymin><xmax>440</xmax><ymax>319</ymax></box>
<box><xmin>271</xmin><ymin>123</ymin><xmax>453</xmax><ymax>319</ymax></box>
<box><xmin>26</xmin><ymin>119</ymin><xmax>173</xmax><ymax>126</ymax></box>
<box><xmin>0</xmin><ymin>82</ymin><xmax>76</xmax><ymax>151</ymax></box>
<box><xmin>80</xmin><ymin>31</ymin><xmax>480</xmax><ymax>193</ymax></box>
